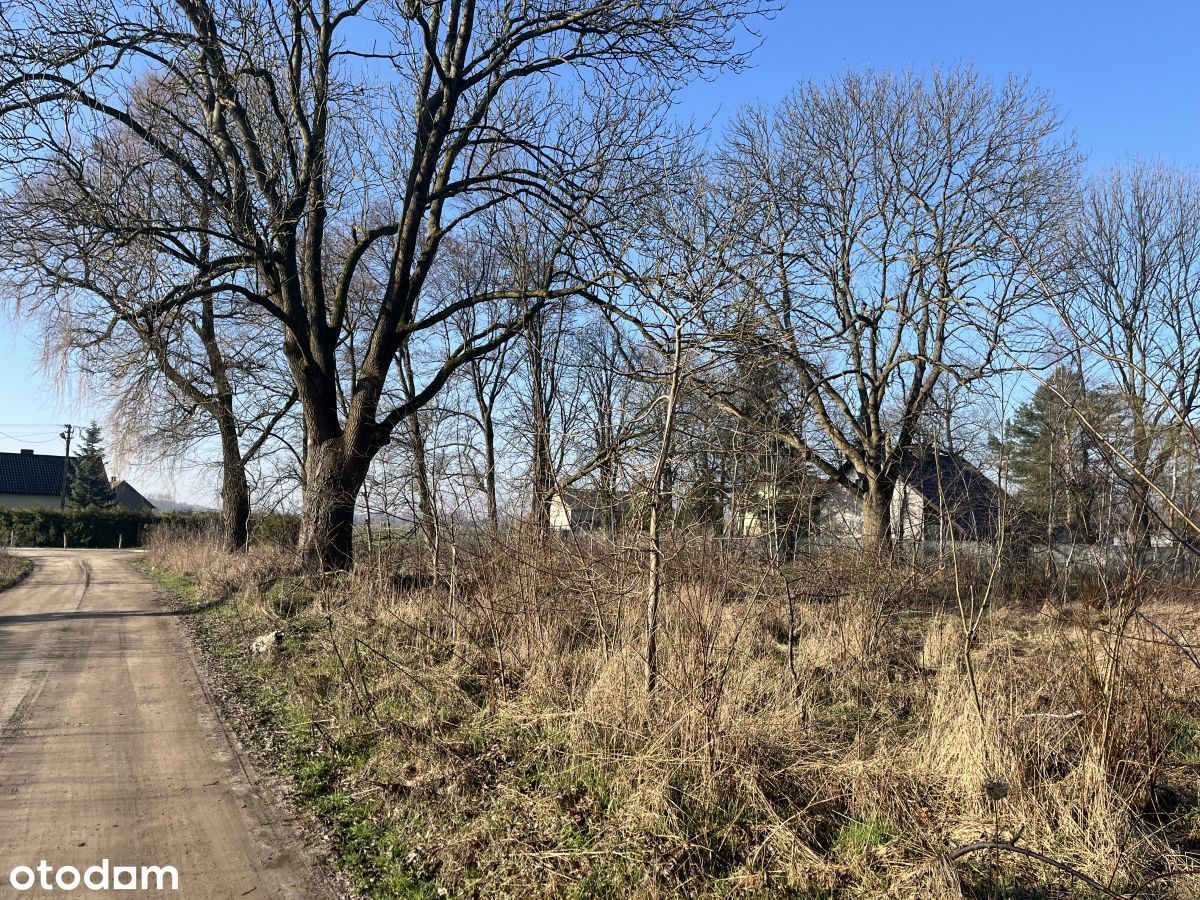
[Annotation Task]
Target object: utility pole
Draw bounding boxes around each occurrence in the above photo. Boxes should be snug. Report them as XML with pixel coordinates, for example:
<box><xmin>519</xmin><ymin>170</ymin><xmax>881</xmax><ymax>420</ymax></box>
<box><xmin>59</xmin><ymin>424</ymin><xmax>73</xmax><ymax>511</ymax></box>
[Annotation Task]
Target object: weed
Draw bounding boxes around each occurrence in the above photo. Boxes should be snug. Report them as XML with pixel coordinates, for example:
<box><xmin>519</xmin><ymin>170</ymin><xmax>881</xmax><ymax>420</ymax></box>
<box><xmin>833</xmin><ymin>818</ymin><xmax>893</xmax><ymax>852</ymax></box>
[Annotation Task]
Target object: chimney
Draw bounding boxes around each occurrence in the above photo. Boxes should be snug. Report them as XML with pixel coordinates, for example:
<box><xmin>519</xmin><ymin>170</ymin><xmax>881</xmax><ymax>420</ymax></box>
<box><xmin>20</xmin><ymin>449</ymin><xmax>33</xmax><ymax>455</ymax></box>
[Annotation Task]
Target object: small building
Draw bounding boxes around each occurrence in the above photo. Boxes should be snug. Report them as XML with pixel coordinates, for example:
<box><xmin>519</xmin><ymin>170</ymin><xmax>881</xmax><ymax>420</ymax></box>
<box><xmin>739</xmin><ymin>447</ymin><xmax>1009</xmax><ymax>549</ymax></box>
<box><xmin>111</xmin><ymin>480</ymin><xmax>156</xmax><ymax>513</ymax></box>
<box><xmin>889</xmin><ymin>448</ymin><xmax>1007</xmax><ymax>543</ymax></box>
<box><xmin>814</xmin><ymin>448</ymin><xmax>1007</xmax><ymax>546</ymax></box>
<box><xmin>733</xmin><ymin>480</ymin><xmax>822</xmax><ymax>553</ymax></box>
<box><xmin>0</xmin><ymin>449</ymin><xmax>72</xmax><ymax>509</ymax></box>
<box><xmin>548</xmin><ymin>488</ymin><xmax>633</xmax><ymax>531</ymax></box>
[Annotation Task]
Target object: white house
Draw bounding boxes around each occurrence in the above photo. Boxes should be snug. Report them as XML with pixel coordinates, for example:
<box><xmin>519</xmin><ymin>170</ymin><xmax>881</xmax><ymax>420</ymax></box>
<box><xmin>549</xmin><ymin>488</ymin><xmax>634</xmax><ymax>531</ymax></box>
<box><xmin>740</xmin><ymin>447</ymin><xmax>1007</xmax><ymax>548</ymax></box>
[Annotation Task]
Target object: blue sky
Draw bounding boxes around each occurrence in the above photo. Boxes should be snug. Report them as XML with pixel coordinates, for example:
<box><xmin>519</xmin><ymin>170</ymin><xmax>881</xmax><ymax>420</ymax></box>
<box><xmin>677</xmin><ymin>0</ymin><xmax>1200</xmax><ymax>164</ymax></box>
<box><xmin>1</xmin><ymin>0</ymin><xmax>1197</xmax><ymax>501</ymax></box>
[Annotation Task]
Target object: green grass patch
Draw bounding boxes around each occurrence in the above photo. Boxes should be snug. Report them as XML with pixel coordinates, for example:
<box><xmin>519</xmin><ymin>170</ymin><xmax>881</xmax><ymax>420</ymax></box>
<box><xmin>833</xmin><ymin>817</ymin><xmax>893</xmax><ymax>852</ymax></box>
<box><xmin>1166</xmin><ymin>712</ymin><xmax>1200</xmax><ymax>763</ymax></box>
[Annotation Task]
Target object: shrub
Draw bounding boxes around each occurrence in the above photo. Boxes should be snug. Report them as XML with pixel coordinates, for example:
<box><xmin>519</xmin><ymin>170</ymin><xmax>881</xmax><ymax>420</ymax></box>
<box><xmin>0</xmin><ymin>506</ymin><xmax>156</xmax><ymax>548</ymax></box>
<box><xmin>250</xmin><ymin>513</ymin><xmax>302</xmax><ymax>548</ymax></box>
<box><xmin>143</xmin><ymin>528</ymin><xmax>1200</xmax><ymax>899</ymax></box>
<box><xmin>150</xmin><ymin>511</ymin><xmax>301</xmax><ymax>549</ymax></box>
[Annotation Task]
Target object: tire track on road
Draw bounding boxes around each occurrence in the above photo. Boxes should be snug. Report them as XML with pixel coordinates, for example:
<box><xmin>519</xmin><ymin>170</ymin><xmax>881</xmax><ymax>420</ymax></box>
<box><xmin>0</xmin><ymin>557</ymin><xmax>92</xmax><ymax>751</ymax></box>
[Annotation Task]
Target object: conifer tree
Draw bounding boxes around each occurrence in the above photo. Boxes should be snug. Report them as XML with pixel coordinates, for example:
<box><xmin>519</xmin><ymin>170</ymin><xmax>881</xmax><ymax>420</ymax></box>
<box><xmin>69</xmin><ymin>422</ymin><xmax>117</xmax><ymax>509</ymax></box>
<box><xmin>1001</xmin><ymin>368</ymin><xmax>1110</xmax><ymax>540</ymax></box>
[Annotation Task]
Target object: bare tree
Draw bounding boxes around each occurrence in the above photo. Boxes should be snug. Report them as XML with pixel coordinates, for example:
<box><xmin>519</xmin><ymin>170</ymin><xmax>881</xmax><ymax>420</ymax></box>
<box><xmin>614</xmin><ymin>169</ymin><xmax>741</xmax><ymax>693</ymax></box>
<box><xmin>0</xmin><ymin>137</ymin><xmax>296</xmax><ymax>551</ymax></box>
<box><xmin>459</xmin><ymin>313</ymin><xmax>515</xmax><ymax>530</ymax></box>
<box><xmin>1060</xmin><ymin>162</ymin><xmax>1200</xmax><ymax>565</ymax></box>
<box><xmin>0</xmin><ymin>0</ymin><xmax>771</xmax><ymax>570</ymax></box>
<box><xmin>715</xmin><ymin>68</ymin><xmax>1078</xmax><ymax>549</ymax></box>
<box><xmin>575</xmin><ymin>321</ymin><xmax>640</xmax><ymax>525</ymax></box>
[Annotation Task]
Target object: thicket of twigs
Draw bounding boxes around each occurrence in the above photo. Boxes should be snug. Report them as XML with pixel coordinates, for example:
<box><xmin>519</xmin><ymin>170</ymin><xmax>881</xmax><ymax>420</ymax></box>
<box><xmin>146</xmin><ymin>526</ymin><xmax>1200</xmax><ymax>899</ymax></box>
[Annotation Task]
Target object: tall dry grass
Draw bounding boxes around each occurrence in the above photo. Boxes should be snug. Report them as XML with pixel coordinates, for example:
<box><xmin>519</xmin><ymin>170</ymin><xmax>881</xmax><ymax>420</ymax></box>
<box><xmin>146</xmin><ymin>527</ymin><xmax>1200</xmax><ymax>898</ymax></box>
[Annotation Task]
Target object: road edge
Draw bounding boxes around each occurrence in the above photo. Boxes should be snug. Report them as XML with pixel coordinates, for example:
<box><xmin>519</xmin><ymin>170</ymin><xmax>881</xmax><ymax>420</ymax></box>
<box><xmin>132</xmin><ymin>557</ymin><xmax>352</xmax><ymax>900</ymax></box>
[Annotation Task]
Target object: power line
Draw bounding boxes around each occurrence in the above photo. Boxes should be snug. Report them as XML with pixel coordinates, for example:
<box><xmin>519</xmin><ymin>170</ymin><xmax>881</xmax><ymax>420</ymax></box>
<box><xmin>0</xmin><ymin>431</ymin><xmax>60</xmax><ymax>443</ymax></box>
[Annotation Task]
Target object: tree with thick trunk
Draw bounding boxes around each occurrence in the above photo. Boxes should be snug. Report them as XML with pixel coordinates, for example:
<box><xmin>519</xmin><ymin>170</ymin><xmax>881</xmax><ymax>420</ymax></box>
<box><xmin>0</xmin><ymin>0</ymin><xmax>769</xmax><ymax>570</ymax></box>
<box><xmin>0</xmin><ymin>149</ymin><xmax>296</xmax><ymax>552</ymax></box>
<box><xmin>860</xmin><ymin>473</ymin><xmax>895</xmax><ymax>551</ymax></box>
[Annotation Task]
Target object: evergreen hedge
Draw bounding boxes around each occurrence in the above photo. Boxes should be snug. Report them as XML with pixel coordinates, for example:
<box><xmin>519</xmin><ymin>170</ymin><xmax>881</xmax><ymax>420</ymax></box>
<box><xmin>152</xmin><ymin>511</ymin><xmax>302</xmax><ymax>548</ymax></box>
<box><xmin>0</xmin><ymin>507</ymin><xmax>157</xmax><ymax>548</ymax></box>
<box><xmin>1</xmin><ymin>507</ymin><xmax>302</xmax><ymax>550</ymax></box>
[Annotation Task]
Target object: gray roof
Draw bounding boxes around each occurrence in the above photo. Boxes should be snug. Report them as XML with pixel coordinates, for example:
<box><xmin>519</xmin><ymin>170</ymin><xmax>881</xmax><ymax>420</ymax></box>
<box><xmin>112</xmin><ymin>480</ymin><xmax>156</xmax><ymax>511</ymax></box>
<box><xmin>809</xmin><ymin>447</ymin><xmax>1010</xmax><ymax>540</ymax></box>
<box><xmin>0</xmin><ymin>451</ymin><xmax>72</xmax><ymax>496</ymax></box>
<box><xmin>897</xmin><ymin>447</ymin><xmax>1005</xmax><ymax>539</ymax></box>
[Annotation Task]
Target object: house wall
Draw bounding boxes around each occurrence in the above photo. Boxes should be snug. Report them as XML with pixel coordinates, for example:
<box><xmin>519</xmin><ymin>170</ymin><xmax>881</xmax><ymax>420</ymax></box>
<box><xmin>814</xmin><ymin>480</ymin><xmax>932</xmax><ymax>546</ymax></box>
<box><xmin>813</xmin><ymin>484</ymin><xmax>864</xmax><ymax>546</ymax></box>
<box><xmin>736</xmin><ymin>486</ymin><xmax>781</xmax><ymax>537</ymax></box>
<box><xmin>0</xmin><ymin>493</ymin><xmax>62</xmax><ymax>510</ymax></box>
<box><xmin>549</xmin><ymin>496</ymin><xmax>603</xmax><ymax>530</ymax></box>
<box><xmin>737</xmin><ymin>506</ymin><xmax>771</xmax><ymax>537</ymax></box>
<box><xmin>890</xmin><ymin>482</ymin><xmax>926</xmax><ymax>542</ymax></box>
<box><xmin>548</xmin><ymin>495</ymin><xmax>572</xmax><ymax>530</ymax></box>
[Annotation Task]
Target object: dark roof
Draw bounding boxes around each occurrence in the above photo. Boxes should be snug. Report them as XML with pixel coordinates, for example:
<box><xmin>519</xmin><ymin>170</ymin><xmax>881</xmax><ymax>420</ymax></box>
<box><xmin>0</xmin><ymin>451</ymin><xmax>72</xmax><ymax>497</ymax></box>
<box><xmin>898</xmin><ymin>447</ymin><xmax>1005</xmax><ymax>539</ymax></box>
<box><xmin>809</xmin><ymin>448</ymin><xmax>1015</xmax><ymax>541</ymax></box>
<box><xmin>557</xmin><ymin>487</ymin><xmax>611</xmax><ymax>508</ymax></box>
<box><xmin>112</xmin><ymin>480</ymin><xmax>156</xmax><ymax>512</ymax></box>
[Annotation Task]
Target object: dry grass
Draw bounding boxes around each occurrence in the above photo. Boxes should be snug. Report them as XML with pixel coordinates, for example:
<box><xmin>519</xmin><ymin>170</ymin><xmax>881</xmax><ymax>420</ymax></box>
<box><xmin>146</xmin><ymin>528</ymin><xmax>1200</xmax><ymax>899</ymax></box>
<box><xmin>0</xmin><ymin>547</ymin><xmax>31</xmax><ymax>591</ymax></box>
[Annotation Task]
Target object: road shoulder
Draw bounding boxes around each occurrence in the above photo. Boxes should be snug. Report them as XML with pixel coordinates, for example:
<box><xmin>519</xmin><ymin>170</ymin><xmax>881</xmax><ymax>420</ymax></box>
<box><xmin>141</xmin><ymin>559</ymin><xmax>355</xmax><ymax>899</ymax></box>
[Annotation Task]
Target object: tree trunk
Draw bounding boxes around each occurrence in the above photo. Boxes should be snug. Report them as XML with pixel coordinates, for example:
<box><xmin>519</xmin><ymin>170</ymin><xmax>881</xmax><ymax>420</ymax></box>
<box><xmin>647</xmin><ymin>328</ymin><xmax>684</xmax><ymax>696</ymax></box>
<box><xmin>406</xmin><ymin>411</ymin><xmax>439</xmax><ymax>548</ymax></box>
<box><xmin>860</xmin><ymin>476</ymin><xmax>895</xmax><ymax>553</ymax></box>
<box><xmin>481</xmin><ymin>408</ymin><xmax>498</xmax><ymax>529</ymax></box>
<box><xmin>1126</xmin><ymin>485</ymin><xmax>1152</xmax><ymax>588</ymax></box>
<box><xmin>526</xmin><ymin>315</ymin><xmax>556</xmax><ymax>530</ymax></box>
<box><xmin>399</xmin><ymin>348</ymin><xmax>439</xmax><ymax>549</ymax></box>
<box><xmin>1125</xmin><ymin>418</ymin><xmax>1153</xmax><ymax>589</ymax></box>
<box><xmin>217</xmin><ymin>422</ymin><xmax>251</xmax><ymax>553</ymax></box>
<box><xmin>469</xmin><ymin>356</ymin><xmax>502</xmax><ymax>531</ymax></box>
<box><xmin>297</xmin><ymin>438</ymin><xmax>359</xmax><ymax>571</ymax></box>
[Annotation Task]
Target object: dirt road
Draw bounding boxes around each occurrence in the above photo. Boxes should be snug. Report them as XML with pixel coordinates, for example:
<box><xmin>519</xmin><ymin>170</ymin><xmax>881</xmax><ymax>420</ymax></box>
<box><xmin>0</xmin><ymin>550</ymin><xmax>333</xmax><ymax>898</ymax></box>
